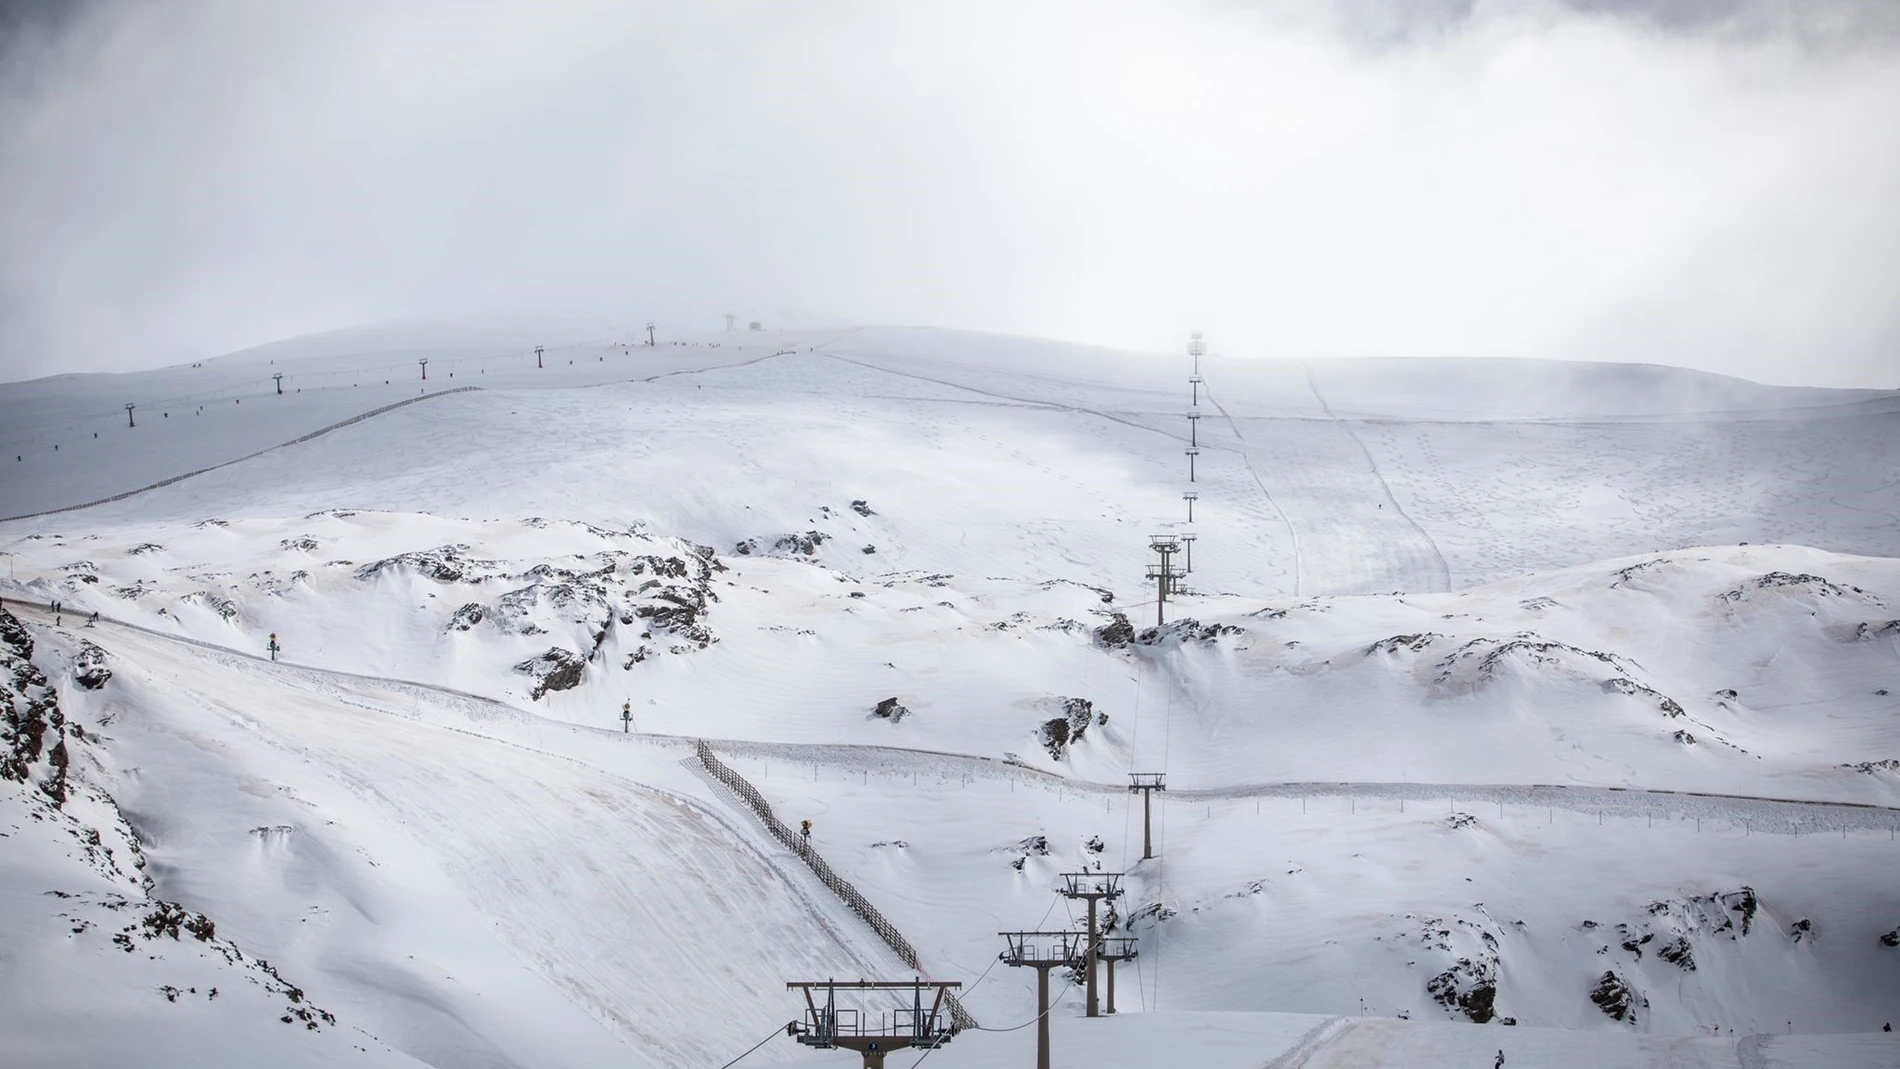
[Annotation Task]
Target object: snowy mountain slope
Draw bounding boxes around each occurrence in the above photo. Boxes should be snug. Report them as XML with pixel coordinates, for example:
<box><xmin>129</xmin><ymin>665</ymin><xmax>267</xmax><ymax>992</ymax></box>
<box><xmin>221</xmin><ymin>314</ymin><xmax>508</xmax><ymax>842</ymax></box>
<box><xmin>9</xmin><ymin>594</ymin><xmax>1897</xmax><ymax>1063</ymax></box>
<box><xmin>0</xmin><ymin>607</ymin><xmax>431</xmax><ymax>1068</ymax></box>
<box><xmin>3</xmin><ymin>322</ymin><xmax>1898</xmax><ymax>1067</ymax></box>
<box><xmin>2</xmin><ymin>601</ymin><xmax>901</xmax><ymax>1068</ymax></box>
<box><xmin>5</xmin><ymin>325</ymin><xmax>1896</xmax><ymax>592</ymax></box>
<box><xmin>5</xmin><ymin>514</ymin><xmax>1896</xmax><ymax>804</ymax></box>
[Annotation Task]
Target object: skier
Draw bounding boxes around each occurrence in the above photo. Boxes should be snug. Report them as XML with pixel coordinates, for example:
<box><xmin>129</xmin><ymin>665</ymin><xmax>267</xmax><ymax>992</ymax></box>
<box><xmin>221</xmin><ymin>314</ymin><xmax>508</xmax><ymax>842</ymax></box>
<box><xmin>800</xmin><ymin>819</ymin><xmax>812</xmax><ymax>842</ymax></box>
<box><xmin>1885</xmin><ymin>1022</ymin><xmax>1892</xmax><ymax>1032</ymax></box>
<box><xmin>87</xmin><ymin>610</ymin><xmax>98</xmax><ymax>627</ymax></box>
<box><xmin>267</xmin><ymin>632</ymin><xmax>281</xmax><ymax>662</ymax></box>
<box><xmin>1494</xmin><ymin>1051</ymin><xmax>1505</xmax><ymax>1069</ymax></box>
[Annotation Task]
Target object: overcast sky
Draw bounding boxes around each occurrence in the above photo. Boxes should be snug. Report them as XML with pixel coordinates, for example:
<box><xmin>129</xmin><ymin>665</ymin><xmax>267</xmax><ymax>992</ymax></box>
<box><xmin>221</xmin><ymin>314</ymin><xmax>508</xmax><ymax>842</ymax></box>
<box><xmin>1</xmin><ymin>0</ymin><xmax>1896</xmax><ymax>386</ymax></box>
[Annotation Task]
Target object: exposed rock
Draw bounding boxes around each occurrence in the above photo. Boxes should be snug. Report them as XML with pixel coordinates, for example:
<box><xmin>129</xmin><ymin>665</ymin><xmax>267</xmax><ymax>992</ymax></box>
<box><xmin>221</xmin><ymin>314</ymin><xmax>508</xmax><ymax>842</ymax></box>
<box><xmin>1600</xmin><ymin>676</ymin><xmax>1686</xmax><ymax>717</ymax></box>
<box><xmin>514</xmin><ymin>647</ymin><xmax>584</xmax><ymax>700</ymax></box>
<box><xmin>1038</xmin><ymin>697</ymin><xmax>1099</xmax><ymax>760</ymax></box>
<box><xmin>872</xmin><ymin>697</ymin><xmax>910</xmax><ymax>723</ymax></box>
<box><xmin>1134</xmin><ymin>618</ymin><xmax>1243</xmax><ymax>646</ymax></box>
<box><xmin>1789</xmin><ymin>918</ymin><xmax>1814</xmax><ymax>943</ymax></box>
<box><xmin>127</xmin><ymin>542</ymin><xmax>164</xmax><ymax>555</ymax></box>
<box><xmin>1093</xmin><ymin>613</ymin><xmax>1136</xmax><ymax>648</ymax></box>
<box><xmin>861</xmin><ymin>544</ymin><xmax>877</xmax><ymax>554</ymax></box>
<box><xmin>1673</xmin><ymin>730</ymin><xmax>1697</xmax><ymax>744</ymax></box>
<box><xmin>1656</xmin><ymin>936</ymin><xmax>1695</xmax><ymax>970</ymax></box>
<box><xmin>1878</xmin><ymin>926</ymin><xmax>1899</xmax><ymax>948</ymax></box>
<box><xmin>179</xmin><ymin>591</ymin><xmax>239</xmax><ymax>620</ymax></box>
<box><xmin>1844</xmin><ymin>758</ymin><xmax>1900</xmax><ymax>774</ymax></box>
<box><xmin>1721</xmin><ymin>887</ymin><xmax>1758</xmax><ymax>935</ymax></box>
<box><xmin>2</xmin><ymin>606</ymin><xmax>67</xmax><ymax>803</ymax></box>
<box><xmin>278</xmin><ymin>536</ymin><xmax>319</xmax><ymax>553</ymax></box>
<box><xmin>1856</xmin><ymin>620</ymin><xmax>1900</xmax><ymax>640</ymax></box>
<box><xmin>447</xmin><ymin>603</ymin><xmax>485</xmax><ymax>631</ymax></box>
<box><xmin>850</xmin><ymin>500</ymin><xmax>875</xmax><ymax>516</ymax></box>
<box><xmin>72</xmin><ymin>640</ymin><xmax>112</xmax><ymax>690</ymax></box>
<box><xmin>1366</xmin><ymin>633</ymin><xmax>1440</xmax><ymax>656</ymax></box>
<box><xmin>355</xmin><ymin>544</ymin><xmax>489</xmax><ymax>583</ymax></box>
<box><xmin>1589</xmin><ymin>970</ymin><xmax>1643</xmax><ymax>1023</ymax></box>
<box><xmin>1435</xmin><ymin>633</ymin><xmax>1625</xmax><ymax>691</ymax></box>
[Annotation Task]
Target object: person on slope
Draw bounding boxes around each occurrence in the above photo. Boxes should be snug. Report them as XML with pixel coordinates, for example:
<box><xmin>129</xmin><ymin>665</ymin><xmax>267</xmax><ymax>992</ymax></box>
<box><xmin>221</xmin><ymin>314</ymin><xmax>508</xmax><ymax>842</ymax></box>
<box><xmin>1494</xmin><ymin>1051</ymin><xmax>1505</xmax><ymax>1069</ymax></box>
<box><xmin>801</xmin><ymin>819</ymin><xmax>813</xmax><ymax>843</ymax></box>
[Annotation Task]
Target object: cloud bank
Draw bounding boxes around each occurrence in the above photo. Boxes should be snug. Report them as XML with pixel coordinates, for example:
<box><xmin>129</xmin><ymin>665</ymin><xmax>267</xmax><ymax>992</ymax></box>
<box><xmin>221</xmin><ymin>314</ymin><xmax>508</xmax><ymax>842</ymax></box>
<box><xmin>2</xmin><ymin>0</ymin><xmax>1896</xmax><ymax>385</ymax></box>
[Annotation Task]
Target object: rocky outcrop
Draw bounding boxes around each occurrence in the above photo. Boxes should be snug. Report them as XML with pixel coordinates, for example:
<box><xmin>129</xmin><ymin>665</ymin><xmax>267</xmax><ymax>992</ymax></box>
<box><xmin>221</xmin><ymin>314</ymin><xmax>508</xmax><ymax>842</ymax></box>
<box><xmin>2</xmin><ymin>606</ymin><xmax>67</xmax><ymax>802</ymax></box>
<box><xmin>872</xmin><ymin>697</ymin><xmax>911</xmax><ymax>723</ymax></box>
<box><xmin>1093</xmin><ymin>613</ymin><xmax>1135</xmax><ymax>648</ymax></box>
<box><xmin>1403</xmin><ymin>912</ymin><xmax>1503</xmax><ymax>1025</ymax></box>
<box><xmin>735</xmin><ymin>531</ymin><xmax>829</xmax><ymax>557</ymax></box>
<box><xmin>72</xmin><ymin>640</ymin><xmax>112</xmax><ymax>690</ymax></box>
<box><xmin>1589</xmin><ymin>970</ymin><xmax>1643</xmax><ymax>1023</ymax></box>
<box><xmin>1038</xmin><ymin>697</ymin><xmax>1103</xmax><ymax>760</ymax></box>
<box><xmin>1133</xmin><ymin>619</ymin><xmax>1243</xmax><ymax>646</ymax></box>
<box><xmin>355</xmin><ymin>544</ymin><xmax>490</xmax><ymax>583</ymax></box>
<box><xmin>1366</xmin><ymin>633</ymin><xmax>1440</xmax><ymax>656</ymax></box>
<box><xmin>514</xmin><ymin>648</ymin><xmax>585</xmax><ymax>700</ymax></box>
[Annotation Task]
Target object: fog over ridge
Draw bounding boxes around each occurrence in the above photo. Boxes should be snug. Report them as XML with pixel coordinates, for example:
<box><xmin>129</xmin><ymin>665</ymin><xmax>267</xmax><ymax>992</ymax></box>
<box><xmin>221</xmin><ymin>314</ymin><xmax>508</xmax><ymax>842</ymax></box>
<box><xmin>1</xmin><ymin>0</ymin><xmax>1896</xmax><ymax>387</ymax></box>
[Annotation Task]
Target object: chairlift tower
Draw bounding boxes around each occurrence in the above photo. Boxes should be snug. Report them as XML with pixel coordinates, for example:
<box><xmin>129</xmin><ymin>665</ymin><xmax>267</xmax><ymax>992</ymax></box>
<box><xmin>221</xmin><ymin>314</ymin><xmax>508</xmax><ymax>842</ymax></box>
<box><xmin>1187</xmin><ymin>331</ymin><xmax>1205</xmax><ymax>376</ymax></box>
<box><xmin>125</xmin><ymin>403</ymin><xmax>135</xmax><ymax>428</ymax></box>
<box><xmin>646</xmin><ymin>321</ymin><xmax>656</xmax><ymax>347</ymax></box>
<box><xmin>535</xmin><ymin>345</ymin><xmax>545</xmax><ymax>369</ymax></box>
<box><xmin>1185</xmin><ymin>446</ymin><xmax>1200</xmax><ymax>482</ymax></box>
<box><xmin>1183</xmin><ymin>491</ymin><xmax>1198</xmax><ymax>523</ymax></box>
<box><xmin>1186</xmin><ymin>410</ymin><xmax>1201</xmax><ymax>446</ymax></box>
<box><xmin>418</xmin><ymin>358</ymin><xmax>429</xmax><ymax>381</ymax></box>
<box><xmin>787</xmin><ymin>979</ymin><xmax>961</xmax><ymax>1069</ymax></box>
<box><xmin>621</xmin><ymin>700</ymin><xmax>632</xmax><ymax>734</ymax></box>
<box><xmin>999</xmin><ymin>931</ymin><xmax>1087</xmax><ymax>1069</ymax></box>
<box><xmin>725</xmin><ymin>313</ymin><xmax>738</xmax><ymax>331</ymax></box>
<box><xmin>1097</xmin><ymin>935</ymin><xmax>1139</xmax><ymax>1015</ymax></box>
<box><xmin>273</xmin><ymin>373</ymin><xmax>284</xmax><ymax>395</ymax></box>
<box><xmin>1147</xmin><ymin>535</ymin><xmax>1183</xmax><ymax>625</ymax></box>
<box><xmin>1057</xmin><ymin>872</ymin><xmax>1124</xmax><ymax>1018</ymax></box>
<box><xmin>1182</xmin><ymin>533</ymin><xmax>1197</xmax><ymax>579</ymax></box>
<box><xmin>1128</xmin><ymin>773</ymin><xmax>1167</xmax><ymax>859</ymax></box>
<box><xmin>1190</xmin><ymin>373</ymin><xmax>1203</xmax><ymax>406</ymax></box>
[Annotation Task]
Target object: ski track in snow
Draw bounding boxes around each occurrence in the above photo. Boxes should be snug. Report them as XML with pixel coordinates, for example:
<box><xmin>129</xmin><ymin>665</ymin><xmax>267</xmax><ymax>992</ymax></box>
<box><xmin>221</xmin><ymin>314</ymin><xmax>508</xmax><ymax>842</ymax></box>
<box><xmin>11</xmin><ymin>598</ymin><xmax>1895</xmax><ymax>836</ymax></box>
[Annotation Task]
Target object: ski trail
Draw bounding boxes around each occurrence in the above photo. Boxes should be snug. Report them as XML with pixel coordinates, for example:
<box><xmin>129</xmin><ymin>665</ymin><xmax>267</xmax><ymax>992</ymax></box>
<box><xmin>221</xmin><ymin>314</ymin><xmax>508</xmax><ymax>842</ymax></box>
<box><xmin>1302</xmin><ymin>363</ymin><xmax>1451</xmax><ymax>591</ymax></box>
<box><xmin>1205</xmin><ymin>382</ymin><xmax>1303</xmax><ymax>597</ymax></box>
<box><xmin>816</xmin><ymin>350</ymin><xmax>1196</xmax><ymax>445</ymax></box>
<box><xmin>1261</xmin><ymin>1016</ymin><xmax>1354</xmax><ymax>1068</ymax></box>
<box><xmin>11</xmin><ymin>599</ymin><xmax>1896</xmax><ymax>825</ymax></box>
<box><xmin>0</xmin><ymin>386</ymin><xmax>482</xmax><ymax>524</ymax></box>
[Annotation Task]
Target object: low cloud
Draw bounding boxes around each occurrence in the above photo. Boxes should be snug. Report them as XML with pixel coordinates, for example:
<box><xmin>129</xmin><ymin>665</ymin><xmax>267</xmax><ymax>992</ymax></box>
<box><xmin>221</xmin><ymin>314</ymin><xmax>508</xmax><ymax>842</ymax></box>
<box><xmin>2</xmin><ymin>0</ymin><xmax>1896</xmax><ymax>386</ymax></box>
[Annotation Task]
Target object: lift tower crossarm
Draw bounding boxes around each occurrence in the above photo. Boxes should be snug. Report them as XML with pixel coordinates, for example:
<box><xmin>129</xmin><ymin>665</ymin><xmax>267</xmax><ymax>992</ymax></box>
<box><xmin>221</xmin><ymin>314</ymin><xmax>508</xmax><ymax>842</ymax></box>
<box><xmin>785</xmin><ymin>979</ymin><xmax>964</xmax><ymax>1069</ymax></box>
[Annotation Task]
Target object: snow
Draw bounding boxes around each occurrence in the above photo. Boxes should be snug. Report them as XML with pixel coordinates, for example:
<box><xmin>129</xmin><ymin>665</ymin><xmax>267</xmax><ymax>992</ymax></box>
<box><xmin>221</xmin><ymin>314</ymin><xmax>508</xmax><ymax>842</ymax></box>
<box><xmin>2</xmin><ymin>323</ymin><xmax>1897</xmax><ymax>1067</ymax></box>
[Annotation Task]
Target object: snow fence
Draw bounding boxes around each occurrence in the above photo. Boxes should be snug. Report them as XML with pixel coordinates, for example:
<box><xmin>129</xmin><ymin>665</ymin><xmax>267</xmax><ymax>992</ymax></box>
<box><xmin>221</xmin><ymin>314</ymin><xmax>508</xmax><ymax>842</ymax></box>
<box><xmin>695</xmin><ymin>739</ymin><xmax>979</xmax><ymax>1032</ymax></box>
